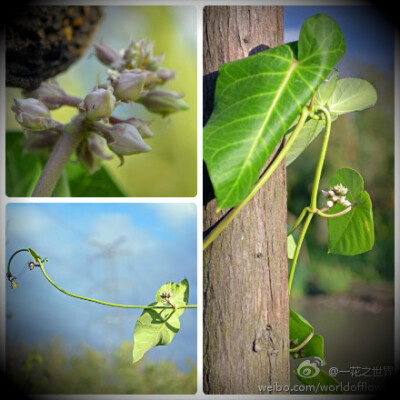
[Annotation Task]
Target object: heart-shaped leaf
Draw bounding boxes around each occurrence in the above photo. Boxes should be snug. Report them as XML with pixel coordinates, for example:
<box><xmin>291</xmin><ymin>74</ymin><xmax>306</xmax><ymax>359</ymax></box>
<box><xmin>327</xmin><ymin>168</ymin><xmax>374</xmax><ymax>255</ymax></box>
<box><xmin>204</xmin><ymin>13</ymin><xmax>346</xmax><ymax>208</ymax></box>
<box><xmin>132</xmin><ymin>279</ymin><xmax>189</xmax><ymax>364</ymax></box>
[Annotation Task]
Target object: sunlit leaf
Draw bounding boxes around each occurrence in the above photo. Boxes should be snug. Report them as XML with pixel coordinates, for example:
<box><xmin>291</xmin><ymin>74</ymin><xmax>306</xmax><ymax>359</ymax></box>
<box><xmin>286</xmin><ymin>72</ymin><xmax>377</xmax><ymax>166</ymax></box>
<box><xmin>204</xmin><ymin>13</ymin><xmax>346</xmax><ymax>208</ymax></box>
<box><xmin>132</xmin><ymin>279</ymin><xmax>189</xmax><ymax>364</ymax></box>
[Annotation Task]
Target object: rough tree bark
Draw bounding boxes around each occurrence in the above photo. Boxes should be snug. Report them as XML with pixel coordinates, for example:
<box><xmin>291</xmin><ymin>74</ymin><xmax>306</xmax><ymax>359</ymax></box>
<box><xmin>203</xmin><ymin>6</ymin><xmax>290</xmax><ymax>394</ymax></box>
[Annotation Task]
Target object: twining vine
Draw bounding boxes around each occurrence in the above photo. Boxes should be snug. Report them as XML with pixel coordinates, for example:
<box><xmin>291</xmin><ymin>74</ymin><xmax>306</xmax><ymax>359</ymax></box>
<box><xmin>7</xmin><ymin>247</ymin><xmax>197</xmax><ymax>364</ymax></box>
<box><xmin>203</xmin><ymin>13</ymin><xmax>376</xmax><ymax>392</ymax></box>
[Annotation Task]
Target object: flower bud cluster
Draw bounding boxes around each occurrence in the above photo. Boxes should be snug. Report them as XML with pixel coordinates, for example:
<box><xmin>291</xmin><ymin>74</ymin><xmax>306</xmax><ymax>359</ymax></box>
<box><xmin>11</xmin><ymin>36</ymin><xmax>189</xmax><ymax>174</ymax></box>
<box><xmin>95</xmin><ymin>38</ymin><xmax>189</xmax><ymax>116</ymax></box>
<box><xmin>321</xmin><ymin>183</ymin><xmax>351</xmax><ymax>209</ymax></box>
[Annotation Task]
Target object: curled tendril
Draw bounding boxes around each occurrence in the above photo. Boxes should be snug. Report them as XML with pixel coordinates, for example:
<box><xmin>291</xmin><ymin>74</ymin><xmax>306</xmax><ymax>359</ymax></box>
<box><xmin>7</xmin><ymin>248</ymin><xmax>47</xmax><ymax>289</ymax></box>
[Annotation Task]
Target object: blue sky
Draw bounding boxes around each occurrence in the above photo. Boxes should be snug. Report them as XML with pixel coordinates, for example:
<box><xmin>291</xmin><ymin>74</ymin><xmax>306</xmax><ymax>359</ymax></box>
<box><xmin>6</xmin><ymin>203</ymin><xmax>197</xmax><ymax>370</ymax></box>
<box><xmin>284</xmin><ymin>5</ymin><xmax>394</xmax><ymax>75</ymax></box>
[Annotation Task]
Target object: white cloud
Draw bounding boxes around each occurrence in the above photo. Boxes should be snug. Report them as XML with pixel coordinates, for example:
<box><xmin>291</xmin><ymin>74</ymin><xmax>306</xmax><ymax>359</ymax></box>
<box><xmin>154</xmin><ymin>203</ymin><xmax>196</xmax><ymax>228</ymax></box>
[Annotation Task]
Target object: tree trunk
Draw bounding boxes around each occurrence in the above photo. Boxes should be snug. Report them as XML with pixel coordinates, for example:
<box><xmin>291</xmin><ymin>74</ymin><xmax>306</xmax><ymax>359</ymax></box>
<box><xmin>203</xmin><ymin>6</ymin><xmax>290</xmax><ymax>394</ymax></box>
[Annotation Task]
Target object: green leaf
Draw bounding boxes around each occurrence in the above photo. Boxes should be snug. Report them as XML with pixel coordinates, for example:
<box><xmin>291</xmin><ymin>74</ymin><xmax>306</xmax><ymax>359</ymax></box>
<box><xmin>6</xmin><ymin>131</ymin><xmax>126</xmax><ymax>197</ymax></box>
<box><xmin>66</xmin><ymin>162</ymin><xmax>126</xmax><ymax>197</ymax></box>
<box><xmin>328</xmin><ymin>78</ymin><xmax>377</xmax><ymax>115</ymax></box>
<box><xmin>286</xmin><ymin>73</ymin><xmax>377</xmax><ymax>166</ymax></box>
<box><xmin>204</xmin><ymin>13</ymin><xmax>345</xmax><ymax>208</ymax></box>
<box><xmin>155</xmin><ymin>279</ymin><xmax>190</xmax><ymax>318</ymax></box>
<box><xmin>28</xmin><ymin>248</ymin><xmax>42</xmax><ymax>263</ymax></box>
<box><xmin>287</xmin><ymin>224</ymin><xmax>298</xmax><ymax>260</ymax></box>
<box><xmin>328</xmin><ymin>168</ymin><xmax>374</xmax><ymax>255</ymax></box>
<box><xmin>290</xmin><ymin>310</ymin><xmax>326</xmax><ymax>364</ymax></box>
<box><xmin>132</xmin><ymin>279</ymin><xmax>189</xmax><ymax>364</ymax></box>
<box><xmin>289</xmin><ymin>308</ymin><xmax>314</xmax><ymax>344</ymax></box>
<box><xmin>301</xmin><ymin>334</ymin><xmax>326</xmax><ymax>365</ymax></box>
<box><xmin>294</xmin><ymin>368</ymin><xmax>342</xmax><ymax>394</ymax></box>
<box><xmin>6</xmin><ymin>131</ymin><xmax>42</xmax><ymax>197</ymax></box>
<box><xmin>287</xmin><ymin>234</ymin><xmax>296</xmax><ymax>260</ymax></box>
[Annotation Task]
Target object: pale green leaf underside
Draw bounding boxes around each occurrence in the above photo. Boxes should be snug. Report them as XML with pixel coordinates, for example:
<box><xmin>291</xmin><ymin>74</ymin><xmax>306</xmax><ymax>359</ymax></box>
<box><xmin>328</xmin><ymin>168</ymin><xmax>374</xmax><ymax>255</ymax></box>
<box><xmin>204</xmin><ymin>14</ymin><xmax>345</xmax><ymax>208</ymax></box>
<box><xmin>132</xmin><ymin>279</ymin><xmax>189</xmax><ymax>363</ymax></box>
<box><xmin>286</xmin><ymin>73</ymin><xmax>377</xmax><ymax>166</ymax></box>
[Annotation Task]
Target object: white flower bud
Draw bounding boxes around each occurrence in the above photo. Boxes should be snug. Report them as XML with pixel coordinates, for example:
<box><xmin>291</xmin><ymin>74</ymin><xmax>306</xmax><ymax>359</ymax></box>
<box><xmin>23</xmin><ymin>80</ymin><xmax>67</xmax><ymax>110</ymax></box>
<box><xmin>328</xmin><ymin>190</ymin><xmax>335</xmax><ymax>198</ymax></box>
<box><xmin>326</xmin><ymin>200</ymin><xmax>334</xmax><ymax>208</ymax></box>
<box><xmin>125</xmin><ymin>118</ymin><xmax>154</xmax><ymax>138</ymax></box>
<box><xmin>333</xmin><ymin>183</ymin><xmax>348</xmax><ymax>195</ymax></box>
<box><xmin>12</xmin><ymin>98</ymin><xmax>58</xmax><ymax>131</ymax></box>
<box><xmin>81</xmin><ymin>88</ymin><xmax>116</xmax><ymax>120</ymax></box>
<box><xmin>321</xmin><ymin>190</ymin><xmax>330</xmax><ymax>198</ymax></box>
<box><xmin>94</xmin><ymin>41</ymin><xmax>123</xmax><ymax>68</ymax></box>
<box><xmin>342</xmin><ymin>199</ymin><xmax>352</xmax><ymax>207</ymax></box>
<box><xmin>138</xmin><ymin>89</ymin><xmax>189</xmax><ymax>117</ymax></box>
<box><xmin>108</xmin><ymin>123</ymin><xmax>151</xmax><ymax>155</ymax></box>
<box><xmin>112</xmin><ymin>70</ymin><xmax>147</xmax><ymax>102</ymax></box>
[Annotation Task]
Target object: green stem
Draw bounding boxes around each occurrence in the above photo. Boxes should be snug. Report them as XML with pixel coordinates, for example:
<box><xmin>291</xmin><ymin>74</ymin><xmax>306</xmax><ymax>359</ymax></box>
<box><xmin>204</xmin><ymin>107</ymin><xmax>310</xmax><ymax>250</ymax></box>
<box><xmin>288</xmin><ymin>107</ymin><xmax>332</xmax><ymax>294</ymax></box>
<box><xmin>288</xmin><ymin>212</ymin><xmax>313</xmax><ymax>295</ymax></box>
<box><xmin>310</xmin><ymin>106</ymin><xmax>331</xmax><ymax>209</ymax></box>
<box><xmin>7</xmin><ymin>249</ymin><xmax>196</xmax><ymax>310</ymax></box>
<box><xmin>287</xmin><ymin>207</ymin><xmax>309</xmax><ymax>236</ymax></box>
<box><xmin>7</xmin><ymin>248</ymin><xmax>29</xmax><ymax>276</ymax></box>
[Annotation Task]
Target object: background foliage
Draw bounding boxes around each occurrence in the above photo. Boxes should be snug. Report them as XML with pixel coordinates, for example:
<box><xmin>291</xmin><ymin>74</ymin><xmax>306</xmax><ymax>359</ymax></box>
<box><xmin>5</xmin><ymin>339</ymin><xmax>196</xmax><ymax>394</ymax></box>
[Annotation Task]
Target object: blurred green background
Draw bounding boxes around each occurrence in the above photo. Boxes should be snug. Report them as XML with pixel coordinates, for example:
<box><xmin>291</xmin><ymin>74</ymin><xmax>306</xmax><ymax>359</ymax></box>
<box><xmin>6</xmin><ymin>6</ymin><xmax>197</xmax><ymax>197</ymax></box>
<box><xmin>6</xmin><ymin>340</ymin><xmax>196</xmax><ymax>394</ymax></box>
<box><xmin>285</xmin><ymin>6</ymin><xmax>394</xmax><ymax>389</ymax></box>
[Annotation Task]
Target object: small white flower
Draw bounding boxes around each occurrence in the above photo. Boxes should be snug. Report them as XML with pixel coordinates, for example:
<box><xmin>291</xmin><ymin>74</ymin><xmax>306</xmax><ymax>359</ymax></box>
<box><xmin>326</xmin><ymin>200</ymin><xmax>334</xmax><ymax>208</ymax></box>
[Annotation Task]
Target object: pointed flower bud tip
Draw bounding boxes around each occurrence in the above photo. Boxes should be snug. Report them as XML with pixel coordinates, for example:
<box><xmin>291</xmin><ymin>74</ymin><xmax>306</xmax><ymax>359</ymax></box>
<box><xmin>108</xmin><ymin>123</ymin><xmax>151</xmax><ymax>155</ymax></box>
<box><xmin>138</xmin><ymin>90</ymin><xmax>189</xmax><ymax>117</ymax></box>
<box><xmin>95</xmin><ymin>42</ymin><xmax>121</xmax><ymax>66</ymax></box>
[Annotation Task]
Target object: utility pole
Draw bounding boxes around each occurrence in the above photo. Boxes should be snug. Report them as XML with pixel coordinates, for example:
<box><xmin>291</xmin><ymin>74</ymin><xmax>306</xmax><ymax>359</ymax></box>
<box><xmin>203</xmin><ymin>6</ymin><xmax>290</xmax><ymax>394</ymax></box>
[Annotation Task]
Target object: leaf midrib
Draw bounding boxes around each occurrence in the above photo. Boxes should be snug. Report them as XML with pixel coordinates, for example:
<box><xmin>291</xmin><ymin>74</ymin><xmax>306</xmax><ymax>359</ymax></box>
<box><xmin>222</xmin><ymin>59</ymin><xmax>299</xmax><ymax>202</ymax></box>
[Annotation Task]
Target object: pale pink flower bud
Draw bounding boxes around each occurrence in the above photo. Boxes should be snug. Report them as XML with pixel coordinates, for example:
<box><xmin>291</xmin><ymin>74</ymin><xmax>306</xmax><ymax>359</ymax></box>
<box><xmin>125</xmin><ymin>118</ymin><xmax>154</xmax><ymax>138</ymax></box>
<box><xmin>108</xmin><ymin>123</ymin><xmax>151</xmax><ymax>155</ymax></box>
<box><xmin>23</xmin><ymin>80</ymin><xmax>67</xmax><ymax>109</ymax></box>
<box><xmin>112</xmin><ymin>70</ymin><xmax>147</xmax><ymax>102</ymax></box>
<box><xmin>12</xmin><ymin>98</ymin><xmax>58</xmax><ymax>131</ymax></box>
<box><xmin>81</xmin><ymin>88</ymin><xmax>116</xmax><ymax>120</ymax></box>
<box><xmin>326</xmin><ymin>200</ymin><xmax>334</xmax><ymax>208</ymax></box>
<box><xmin>138</xmin><ymin>89</ymin><xmax>189</xmax><ymax>117</ymax></box>
<box><xmin>94</xmin><ymin>42</ymin><xmax>124</xmax><ymax>69</ymax></box>
<box><xmin>77</xmin><ymin>133</ymin><xmax>112</xmax><ymax>174</ymax></box>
